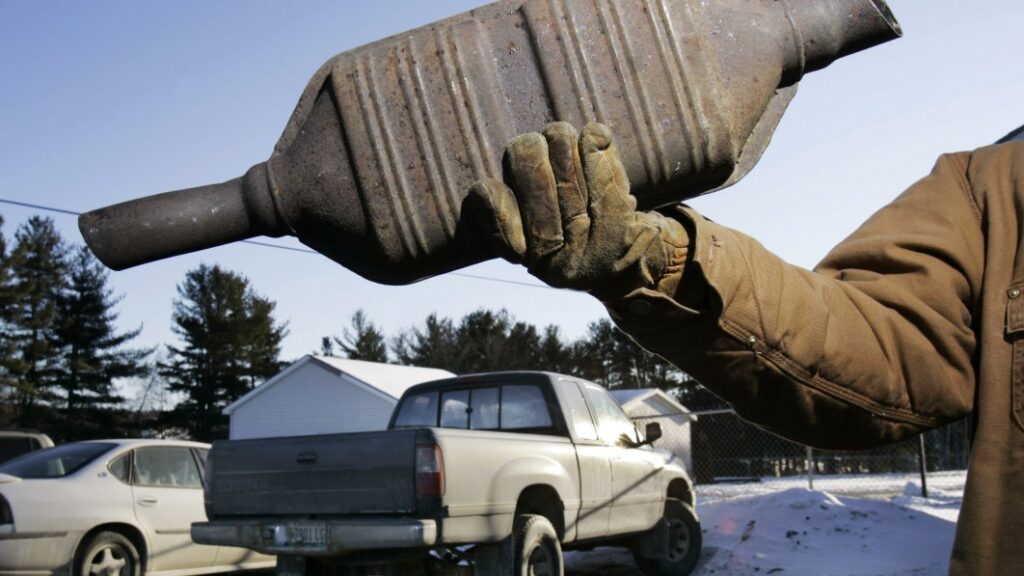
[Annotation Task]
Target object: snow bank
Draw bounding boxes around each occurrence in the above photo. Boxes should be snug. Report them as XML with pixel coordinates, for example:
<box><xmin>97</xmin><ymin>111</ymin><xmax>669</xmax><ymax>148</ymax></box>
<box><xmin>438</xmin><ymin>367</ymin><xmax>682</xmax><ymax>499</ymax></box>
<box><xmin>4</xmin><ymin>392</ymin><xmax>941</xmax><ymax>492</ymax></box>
<box><xmin>694</xmin><ymin>488</ymin><xmax>955</xmax><ymax>575</ymax></box>
<box><xmin>565</xmin><ymin>487</ymin><xmax>959</xmax><ymax>576</ymax></box>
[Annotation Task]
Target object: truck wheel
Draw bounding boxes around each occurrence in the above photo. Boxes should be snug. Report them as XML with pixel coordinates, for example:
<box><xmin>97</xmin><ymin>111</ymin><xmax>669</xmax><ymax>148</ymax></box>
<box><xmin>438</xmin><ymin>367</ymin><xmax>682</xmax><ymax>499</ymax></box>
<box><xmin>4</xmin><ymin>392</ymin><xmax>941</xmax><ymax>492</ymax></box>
<box><xmin>75</xmin><ymin>531</ymin><xmax>142</xmax><ymax>576</ymax></box>
<box><xmin>513</xmin><ymin>514</ymin><xmax>563</xmax><ymax>576</ymax></box>
<box><xmin>634</xmin><ymin>500</ymin><xmax>701</xmax><ymax>576</ymax></box>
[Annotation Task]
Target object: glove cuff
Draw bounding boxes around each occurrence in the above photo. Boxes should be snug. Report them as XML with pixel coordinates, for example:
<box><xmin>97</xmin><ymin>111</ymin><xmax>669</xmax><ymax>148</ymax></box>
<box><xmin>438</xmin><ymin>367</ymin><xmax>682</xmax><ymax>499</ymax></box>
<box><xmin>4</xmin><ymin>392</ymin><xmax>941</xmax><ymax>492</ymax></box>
<box><xmin>589</xmin><ymin>208</ymin><xmax>694</xmax><ymax>304</ymax></box>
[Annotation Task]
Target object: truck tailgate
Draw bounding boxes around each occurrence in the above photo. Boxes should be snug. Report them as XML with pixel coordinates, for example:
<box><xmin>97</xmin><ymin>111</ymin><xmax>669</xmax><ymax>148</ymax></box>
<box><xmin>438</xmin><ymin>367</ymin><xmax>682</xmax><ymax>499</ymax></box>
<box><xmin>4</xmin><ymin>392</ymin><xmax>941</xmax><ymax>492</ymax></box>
<box><xmin>207</xmin><ymin>430</ymin><xmax>419</xmax><ymax>517</ymax></box>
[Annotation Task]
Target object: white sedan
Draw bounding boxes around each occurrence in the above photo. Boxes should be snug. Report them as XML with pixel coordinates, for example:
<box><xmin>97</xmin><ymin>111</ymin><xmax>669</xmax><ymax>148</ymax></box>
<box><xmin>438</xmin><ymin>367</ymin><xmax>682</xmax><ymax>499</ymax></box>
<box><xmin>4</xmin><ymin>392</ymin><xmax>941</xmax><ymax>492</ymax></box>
<box><xmin>0</xmin><ymin>439</ymin><xmax>275</xmax><ymax>576</ymax></box>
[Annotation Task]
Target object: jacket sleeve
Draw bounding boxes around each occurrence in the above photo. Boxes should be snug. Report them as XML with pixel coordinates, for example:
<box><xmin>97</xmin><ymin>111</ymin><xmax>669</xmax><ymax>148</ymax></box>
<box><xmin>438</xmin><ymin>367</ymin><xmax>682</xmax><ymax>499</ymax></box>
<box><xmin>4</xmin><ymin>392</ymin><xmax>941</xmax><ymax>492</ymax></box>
<box><xmin>606</xmin><ymin>152</ymin><xmax>985</xmax><ymax>449</ymax></box>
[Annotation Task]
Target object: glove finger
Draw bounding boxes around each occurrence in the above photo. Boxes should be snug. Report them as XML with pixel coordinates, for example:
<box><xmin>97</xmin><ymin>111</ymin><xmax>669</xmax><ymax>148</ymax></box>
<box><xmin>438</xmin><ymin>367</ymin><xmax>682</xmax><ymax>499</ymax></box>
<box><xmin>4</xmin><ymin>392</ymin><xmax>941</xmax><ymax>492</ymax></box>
<box><xmin>541</xmin><ymin>122</ymin><xmax>590</xmax><ymax>251</ymax></box>
<box><xmin>580</xmin><ymin>123</ymin><xmax>638</xmax><ymax>222</ymax></box>
<box><xmin>467</xmin><ymin>178</ymin><xmax>527</xmax><ymax>264</ymax></box>
<box><xmin>506</xmin><ymin>132</ymin><xmax>564</xmax><ymax>263</ymax></box>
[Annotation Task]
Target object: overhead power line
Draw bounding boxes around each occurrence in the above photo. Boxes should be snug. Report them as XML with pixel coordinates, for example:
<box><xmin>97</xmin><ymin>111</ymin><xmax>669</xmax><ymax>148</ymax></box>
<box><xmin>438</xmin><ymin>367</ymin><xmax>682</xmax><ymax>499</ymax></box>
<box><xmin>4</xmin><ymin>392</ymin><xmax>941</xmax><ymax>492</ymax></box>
<box><xmin>0</xmin><ymin>198</ymin><xmax>81</xmax><ymax>216</ymax></box>
<box><xmin>0</xmin><ymin>196</ymin><xmax>557</xmax><ymax>291</ymax></box>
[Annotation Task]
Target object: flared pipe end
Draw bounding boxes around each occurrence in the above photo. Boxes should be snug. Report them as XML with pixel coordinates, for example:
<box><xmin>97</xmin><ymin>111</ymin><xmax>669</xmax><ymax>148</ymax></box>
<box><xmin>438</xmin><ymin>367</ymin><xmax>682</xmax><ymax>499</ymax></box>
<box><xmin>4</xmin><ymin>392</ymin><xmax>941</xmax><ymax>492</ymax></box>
<box><xmin>788</xmin><ymin>0</ymin><xmax>902</xmax><ymax>75</ymax></box>
<box><xmin>79</xmin><ymin>163</ymin><xmax>283</xmax><ymax>270</ymax></box>
<box><xmin>868</xmin><ymin>0</ymin><xmax>902</xmax><ymax>39</ymax></box>
<box><xmin>833</xmin><ymin>0</ymin><xmax>902</xmax><ymax>56</ymax></box>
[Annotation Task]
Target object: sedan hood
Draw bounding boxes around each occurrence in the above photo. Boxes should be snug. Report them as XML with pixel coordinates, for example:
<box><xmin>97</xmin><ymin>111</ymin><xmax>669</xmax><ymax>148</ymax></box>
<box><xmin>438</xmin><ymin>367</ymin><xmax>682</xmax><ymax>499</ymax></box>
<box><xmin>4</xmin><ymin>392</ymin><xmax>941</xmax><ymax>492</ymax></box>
<box><xmin>0</xmin><ymin>473</ymin><xmax>21</xmax><ymax>485</ymax></box>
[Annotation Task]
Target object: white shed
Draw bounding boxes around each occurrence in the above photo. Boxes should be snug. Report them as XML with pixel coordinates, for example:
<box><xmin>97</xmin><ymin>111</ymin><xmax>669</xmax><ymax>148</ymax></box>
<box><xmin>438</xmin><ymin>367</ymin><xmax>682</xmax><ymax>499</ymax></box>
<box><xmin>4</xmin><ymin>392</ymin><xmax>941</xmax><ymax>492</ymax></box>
<box><xmin>612</xmin><ymin>388</ymin><xmax>697</xmax><ymax>474</ymax></box>
<box><xmin>223</xmin><ymin>355</ymin><xmax>455</xmax><ymax>440</ymax></box>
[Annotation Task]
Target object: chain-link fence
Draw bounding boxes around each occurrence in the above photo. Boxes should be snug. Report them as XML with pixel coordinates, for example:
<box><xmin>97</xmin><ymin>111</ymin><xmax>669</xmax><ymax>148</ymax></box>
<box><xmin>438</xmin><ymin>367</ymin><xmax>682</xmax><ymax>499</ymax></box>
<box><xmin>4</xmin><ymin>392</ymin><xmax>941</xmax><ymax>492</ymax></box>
<box><xmin>629</xmin><ymin>408</ymin><xmax>970</xmax><ymax>501</ymax></box>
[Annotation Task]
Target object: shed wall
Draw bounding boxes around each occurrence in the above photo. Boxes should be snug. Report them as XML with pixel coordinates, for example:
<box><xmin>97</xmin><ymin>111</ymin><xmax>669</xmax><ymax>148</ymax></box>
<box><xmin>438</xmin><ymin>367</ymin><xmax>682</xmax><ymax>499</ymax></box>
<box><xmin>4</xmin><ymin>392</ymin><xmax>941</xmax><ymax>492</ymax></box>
<box><xmin>623</xmin><ymin>396</ymin><xmax>693</xmax><ymax>475</ymax></box>
<box><xmin>229</xmin><ymin>362</ymin><xmax>397</xmax><ymax>440</ymax></box>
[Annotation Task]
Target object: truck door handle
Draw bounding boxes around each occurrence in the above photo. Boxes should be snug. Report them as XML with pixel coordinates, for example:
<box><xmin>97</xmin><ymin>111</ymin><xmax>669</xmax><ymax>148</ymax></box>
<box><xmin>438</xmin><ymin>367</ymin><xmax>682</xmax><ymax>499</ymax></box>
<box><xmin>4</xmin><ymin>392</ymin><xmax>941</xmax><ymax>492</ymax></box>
<box><xmin>138</xmin><ymin>496</ymin><xmax>159</xmax><ymax>506</ymax></box>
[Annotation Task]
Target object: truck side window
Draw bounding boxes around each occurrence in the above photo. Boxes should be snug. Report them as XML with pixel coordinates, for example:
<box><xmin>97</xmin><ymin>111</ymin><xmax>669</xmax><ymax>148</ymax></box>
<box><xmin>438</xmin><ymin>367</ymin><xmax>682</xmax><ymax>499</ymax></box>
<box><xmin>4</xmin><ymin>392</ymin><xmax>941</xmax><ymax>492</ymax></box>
<box><xmin>393</xmin><ymin>391</ymin><xmax>440</xmax><ymax>428</ymax></box>
<box><xmin>470</xmin><ymin>387</ymin><xmax>500</xmax><ymax>430</ymax></box>
<box><xmin>562</xmin><ymin>382</ymin><xmax>599</xmax><ymax>441</ymax></box>
<box><xmin>584</xmin><ymin>385</ymin><xmax>638</xmax><ymax>446</ymax></box>
<box><xmin>501</xmin><ymin>385</ymin><xmax>553</xmax><ymax>430</ymax></box>
<box><xmin>440</xmin><ymin>390</ymin><xmax>470</xmax><ymax>429</ymax></box>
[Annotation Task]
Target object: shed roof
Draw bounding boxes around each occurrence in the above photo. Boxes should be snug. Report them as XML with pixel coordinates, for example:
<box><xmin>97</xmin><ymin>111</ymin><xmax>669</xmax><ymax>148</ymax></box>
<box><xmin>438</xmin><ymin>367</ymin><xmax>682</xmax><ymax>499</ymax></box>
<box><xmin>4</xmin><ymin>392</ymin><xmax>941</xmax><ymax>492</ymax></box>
<box><xmin>223</xmin><ymin>355</ymin><xmax>455</xmax><ymax>415</ymax></box>
<box><xmin>314</xmin><ymin>356</ymin><xmax>455</xmax><ymax>399</ymax></box>
<box><xmin>610</xmin><ymin>388</ymin><xmax>650</xmax><ymax>405</ymax></box>
<box><xmin>611</xmin><ymin>388</ymin><xmax>696</xmax><ymax>421</ymax></box>
<box><xmin>998</xmin><ymin>125</ymin><xmax>1024</xmax><ymax>143</ymax></box>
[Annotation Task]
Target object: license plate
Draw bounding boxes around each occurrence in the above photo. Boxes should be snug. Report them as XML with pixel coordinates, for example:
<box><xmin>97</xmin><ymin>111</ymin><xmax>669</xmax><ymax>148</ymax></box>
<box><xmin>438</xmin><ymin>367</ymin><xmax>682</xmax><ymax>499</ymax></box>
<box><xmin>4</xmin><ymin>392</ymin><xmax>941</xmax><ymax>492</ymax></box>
<box><xmin>276</xmin><ymin>521</ymin><xmax>327</xmax><ymax>548</ymax></box>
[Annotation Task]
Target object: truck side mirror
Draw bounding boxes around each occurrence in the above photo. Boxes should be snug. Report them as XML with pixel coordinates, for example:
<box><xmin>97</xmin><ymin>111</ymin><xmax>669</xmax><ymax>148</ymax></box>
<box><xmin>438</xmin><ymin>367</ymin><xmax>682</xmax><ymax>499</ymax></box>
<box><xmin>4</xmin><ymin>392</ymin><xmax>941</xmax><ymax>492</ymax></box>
<box><xmin>643</xmin><ymin>422</ymin><xmax>663</xmax><ymax>445</ymax></box>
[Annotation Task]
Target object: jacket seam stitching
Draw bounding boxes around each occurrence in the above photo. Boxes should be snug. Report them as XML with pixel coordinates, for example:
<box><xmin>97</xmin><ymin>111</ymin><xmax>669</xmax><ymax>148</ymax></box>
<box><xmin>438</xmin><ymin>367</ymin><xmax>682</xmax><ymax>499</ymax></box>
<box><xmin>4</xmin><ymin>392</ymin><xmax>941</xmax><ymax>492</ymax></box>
<box><xmin>956</xmin><ymin>154</ymin><xmax>983</xmax><ymax>223</ymax></box>
<box><xmin>718</xmin><ymin>319</ymin><xmax>941</xmax><ymax>428</ymax></box>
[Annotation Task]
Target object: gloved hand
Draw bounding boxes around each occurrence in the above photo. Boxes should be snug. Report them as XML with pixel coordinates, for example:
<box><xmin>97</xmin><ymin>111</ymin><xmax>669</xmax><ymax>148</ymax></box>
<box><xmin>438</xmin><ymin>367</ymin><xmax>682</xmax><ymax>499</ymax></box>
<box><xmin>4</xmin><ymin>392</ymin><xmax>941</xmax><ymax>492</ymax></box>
<box><xmin>469</xmin><ymin>122</ymin><xmax>690</xmax><ymax>303</ymax></box>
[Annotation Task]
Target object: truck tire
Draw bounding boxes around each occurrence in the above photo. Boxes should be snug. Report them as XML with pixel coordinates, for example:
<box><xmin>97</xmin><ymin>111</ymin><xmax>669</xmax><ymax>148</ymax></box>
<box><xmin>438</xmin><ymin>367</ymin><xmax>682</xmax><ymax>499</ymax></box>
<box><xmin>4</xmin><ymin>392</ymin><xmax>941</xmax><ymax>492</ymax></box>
<box><xmin>75</xmin><ymin>531</ymin><xmax>142</xmax><ymax>576</ymax></box>
<box><xmin>513</xmin><ymin>514</ymin><xmax>563</xmax><ymax>576</ymax></box>
<box><xmin>634</xmin><ymin>500</ymin><xmax>701</xmax><ymax>576</ymax></box>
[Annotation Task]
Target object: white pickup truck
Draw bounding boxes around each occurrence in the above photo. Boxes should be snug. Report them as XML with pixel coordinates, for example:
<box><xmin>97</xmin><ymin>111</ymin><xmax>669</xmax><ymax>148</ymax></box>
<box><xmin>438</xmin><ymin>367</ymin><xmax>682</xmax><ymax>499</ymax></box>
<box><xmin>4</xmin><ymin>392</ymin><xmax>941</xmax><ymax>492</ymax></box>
<box><xmin>192</xmin><ymin>371</ymin><xmax>700</xmax><ymax>575</ymax></box>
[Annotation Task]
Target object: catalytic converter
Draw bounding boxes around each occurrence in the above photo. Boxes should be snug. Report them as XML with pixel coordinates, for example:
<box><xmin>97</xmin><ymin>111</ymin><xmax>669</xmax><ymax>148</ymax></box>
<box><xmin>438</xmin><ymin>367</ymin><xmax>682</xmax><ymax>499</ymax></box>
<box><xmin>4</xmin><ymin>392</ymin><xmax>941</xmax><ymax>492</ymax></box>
<box><xmin>79</xmin><ymin>0</ymin><xmax>901</xmax><ymax>284</ymax></box>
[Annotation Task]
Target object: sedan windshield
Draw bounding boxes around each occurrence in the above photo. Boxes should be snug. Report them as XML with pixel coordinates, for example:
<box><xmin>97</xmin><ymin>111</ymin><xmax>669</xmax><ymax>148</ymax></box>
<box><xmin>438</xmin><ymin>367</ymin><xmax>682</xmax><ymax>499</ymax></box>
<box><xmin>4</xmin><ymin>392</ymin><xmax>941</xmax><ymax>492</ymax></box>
<box><xmin>0</xmin><ymin>442</ymin><xmax>116</xmax><ymax>479</ymax></box>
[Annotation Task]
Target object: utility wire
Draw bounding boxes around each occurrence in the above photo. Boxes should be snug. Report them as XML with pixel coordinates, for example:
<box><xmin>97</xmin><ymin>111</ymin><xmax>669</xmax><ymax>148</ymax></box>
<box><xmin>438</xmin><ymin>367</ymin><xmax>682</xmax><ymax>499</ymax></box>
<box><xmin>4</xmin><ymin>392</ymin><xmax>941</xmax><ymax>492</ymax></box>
<box><xmin>0</xmin><ymin>198</ymin><xmax>81</xmax><ymax>217</ymax></box>
<box><xmin>0</xmin><ymin>196</ymin><xmax>558</xmax><ymax>291</ymax></box>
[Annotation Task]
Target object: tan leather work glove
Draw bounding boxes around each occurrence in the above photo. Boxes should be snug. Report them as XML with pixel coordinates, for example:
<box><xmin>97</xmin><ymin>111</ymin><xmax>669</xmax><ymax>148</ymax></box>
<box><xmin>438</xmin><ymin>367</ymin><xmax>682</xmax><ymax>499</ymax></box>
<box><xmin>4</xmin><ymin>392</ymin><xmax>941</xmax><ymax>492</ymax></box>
<box><xmin>469</xmin><ymin>122</ymin><xmax>689</xmax><ymax>302</ymax></box>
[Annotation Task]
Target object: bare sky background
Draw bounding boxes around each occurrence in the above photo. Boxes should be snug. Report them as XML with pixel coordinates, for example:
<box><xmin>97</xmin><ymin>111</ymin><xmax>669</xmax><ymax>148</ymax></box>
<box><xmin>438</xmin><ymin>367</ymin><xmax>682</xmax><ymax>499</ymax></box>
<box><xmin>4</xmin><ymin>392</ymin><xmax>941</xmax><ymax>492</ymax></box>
<box><xmin>1</xmin><ymin>0</ymin><xmax>1021</xmax><ymax>361</ymax></box>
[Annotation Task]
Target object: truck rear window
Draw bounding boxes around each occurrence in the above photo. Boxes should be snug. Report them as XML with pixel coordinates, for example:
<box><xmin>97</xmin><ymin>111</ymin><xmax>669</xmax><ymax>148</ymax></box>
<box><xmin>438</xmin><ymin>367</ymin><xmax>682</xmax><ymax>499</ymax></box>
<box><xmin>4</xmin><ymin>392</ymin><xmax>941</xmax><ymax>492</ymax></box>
<box><xmin>393</xmin><ymin>391</ymin><xmax>439</xmax><ymax>428</ymax></box>
<box><xmin>394</xmin><ymin>384</ymin><xmax>553</xmax><ymax>432</ymax></box>
<box><xmin>501</xmin><ymin>385</ymin><xmax>552</xmax><ymax>429</ymax></box>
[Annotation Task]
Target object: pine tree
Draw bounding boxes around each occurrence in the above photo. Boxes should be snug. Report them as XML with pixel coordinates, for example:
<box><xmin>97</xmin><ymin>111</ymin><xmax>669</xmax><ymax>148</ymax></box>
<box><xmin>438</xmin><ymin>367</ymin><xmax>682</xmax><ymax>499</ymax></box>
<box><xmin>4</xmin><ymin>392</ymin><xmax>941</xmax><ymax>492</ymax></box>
<box><xmin>239</xmin><ymin>294</ymin><xmax>288</xmax><ymax>392</ymax></box>
<box><xmin>5</xmin><ymin>217</ymin><xmax>68</xmax><ymax>426</ymax></box>
<box><xmin>392</xmin><ymin>313</ymin><xmax>460</xmax><ymax>369</ymax></box>
<box><xmin>538</xmin><ymin>325</ymin><xmax>574</xmax><ymax>374</ymax></box>
<box><xmin>319</xmin><ymin>336</ymin><xmax>336</xmax><ymax>357</ymax></box>
<box><xmin>0</xmin><ymin>215</ymin><xmax>15</xmax><ymax>426</ymax></box>
<box><xmin>52</xmin><ymin>246</ymin><xmax>151</xmax><ymax>413</ymax></box>
<box><xmin>161</xmin><ymin>264</ymin><xmax>287</xmax><ymax>440</ymax></box>
<box><xmin>453</xmin><ymin>309</ymin><xmax>520</xmax><ymax>372</ymax></box>
<box><xmin>574</xmin><ymin>318</ymin><xmax>689</xmax><ymax>391</ymax></box>
<box><xmin>328</xmin><ymin>309</ymin><xmax>388</xmax><ymax>362</ymax></box>
<box><xmin>394</xmin><ymin>309</ymin><xmax>582</xmax><ymax>374</ymax></box>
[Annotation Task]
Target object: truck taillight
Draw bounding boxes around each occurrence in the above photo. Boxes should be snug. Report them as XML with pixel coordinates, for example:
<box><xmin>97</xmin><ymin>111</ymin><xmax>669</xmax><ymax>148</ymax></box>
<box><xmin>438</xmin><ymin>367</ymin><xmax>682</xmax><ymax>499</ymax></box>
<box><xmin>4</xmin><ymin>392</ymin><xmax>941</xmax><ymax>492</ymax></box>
<box><xmin>0</xmin><ymin>494</ymin><xmax>11</xmax><ymax>525</ymax></box>
<box><xmin>415</xmin><ymin>444</ymin><xmax>445</xmax><ymax>497</ymax></box>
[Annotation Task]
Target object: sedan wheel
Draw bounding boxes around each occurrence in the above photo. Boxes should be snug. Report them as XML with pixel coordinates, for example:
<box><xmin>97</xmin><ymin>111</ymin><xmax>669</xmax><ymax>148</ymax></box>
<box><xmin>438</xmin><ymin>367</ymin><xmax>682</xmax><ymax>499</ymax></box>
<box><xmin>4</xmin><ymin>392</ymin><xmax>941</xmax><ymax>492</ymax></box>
<box><xmin>77</xmin><ymin>531</ymin><xmax>142</xmax><ymax>576</ymax></box>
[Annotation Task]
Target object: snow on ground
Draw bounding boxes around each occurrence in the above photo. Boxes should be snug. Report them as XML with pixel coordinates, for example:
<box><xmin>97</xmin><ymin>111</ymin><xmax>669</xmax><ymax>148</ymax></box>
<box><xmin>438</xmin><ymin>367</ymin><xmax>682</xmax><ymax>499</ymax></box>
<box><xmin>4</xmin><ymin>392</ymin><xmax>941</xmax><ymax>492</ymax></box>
<box><xmin>698</xmin><ymin>471</ymin><xmax>967</xmax><ymax>505</ymax></box>
<box><xmin>566</xmin><ymin>472</ymin><xmax>965</xmax><ymax>576</ymax></box>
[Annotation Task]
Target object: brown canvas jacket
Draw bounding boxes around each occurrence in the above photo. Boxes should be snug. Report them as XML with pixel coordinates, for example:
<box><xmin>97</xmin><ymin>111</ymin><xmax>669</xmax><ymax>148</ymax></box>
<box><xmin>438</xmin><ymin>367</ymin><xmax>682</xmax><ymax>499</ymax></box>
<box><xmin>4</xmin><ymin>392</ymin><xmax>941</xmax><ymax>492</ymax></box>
<box><xmin>608</xmin><ymin>141</ymin><xmax>1024</xmax><ymax>575</ymax></box>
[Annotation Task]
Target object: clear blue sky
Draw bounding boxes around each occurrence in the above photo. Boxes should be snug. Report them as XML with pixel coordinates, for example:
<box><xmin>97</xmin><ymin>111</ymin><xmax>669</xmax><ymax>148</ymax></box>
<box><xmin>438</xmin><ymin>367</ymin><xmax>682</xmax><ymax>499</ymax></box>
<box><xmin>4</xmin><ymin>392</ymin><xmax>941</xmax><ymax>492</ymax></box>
<box><xmin>1</xmin><ymin>0</ymin><xmax>1022</xmax><ymax>362</ymax></box>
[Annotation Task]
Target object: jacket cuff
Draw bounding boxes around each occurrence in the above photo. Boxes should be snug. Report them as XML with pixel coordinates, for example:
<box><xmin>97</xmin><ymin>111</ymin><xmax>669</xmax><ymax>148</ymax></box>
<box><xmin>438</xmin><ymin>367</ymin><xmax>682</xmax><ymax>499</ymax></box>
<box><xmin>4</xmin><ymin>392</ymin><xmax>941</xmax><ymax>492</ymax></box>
<box><xmin>604</xmin><ymin>205</ymin><xmax>720</xmax><ymax>338</ymax></box>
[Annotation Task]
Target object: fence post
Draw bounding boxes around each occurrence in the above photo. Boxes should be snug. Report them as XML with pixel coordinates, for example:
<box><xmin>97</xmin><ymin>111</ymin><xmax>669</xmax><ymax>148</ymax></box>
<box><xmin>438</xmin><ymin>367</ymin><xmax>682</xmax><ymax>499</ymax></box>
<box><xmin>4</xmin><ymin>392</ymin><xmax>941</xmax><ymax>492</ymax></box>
<box><xmin>918</xmin><ymin>434</ymin><xmax>929</xmax><ymax>498</ymax></box>
<box><xmin>806</xmin><ymin>446</ymin><xmax>815</xmax><ymax>490</ymax></box>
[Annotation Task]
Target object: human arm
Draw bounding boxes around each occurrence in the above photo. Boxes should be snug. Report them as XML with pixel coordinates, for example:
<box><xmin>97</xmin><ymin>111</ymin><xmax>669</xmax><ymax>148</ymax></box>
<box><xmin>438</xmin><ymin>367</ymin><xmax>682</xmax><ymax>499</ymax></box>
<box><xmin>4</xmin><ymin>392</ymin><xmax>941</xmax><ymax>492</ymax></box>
<box><xmin>469</xmin><ymin>122</ymin><xmax>983</xmax><ymax>449</ymax></box>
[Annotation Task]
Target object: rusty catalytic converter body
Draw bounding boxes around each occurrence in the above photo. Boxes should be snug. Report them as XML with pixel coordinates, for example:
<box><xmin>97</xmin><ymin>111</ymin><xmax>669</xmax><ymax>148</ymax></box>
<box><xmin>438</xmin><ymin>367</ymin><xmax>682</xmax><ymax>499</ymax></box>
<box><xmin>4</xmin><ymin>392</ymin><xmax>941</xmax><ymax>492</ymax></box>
<box><xmin>79</xmin><ymin>0</ymin><xmax>901</xmax><ymax>284</ymax></box>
